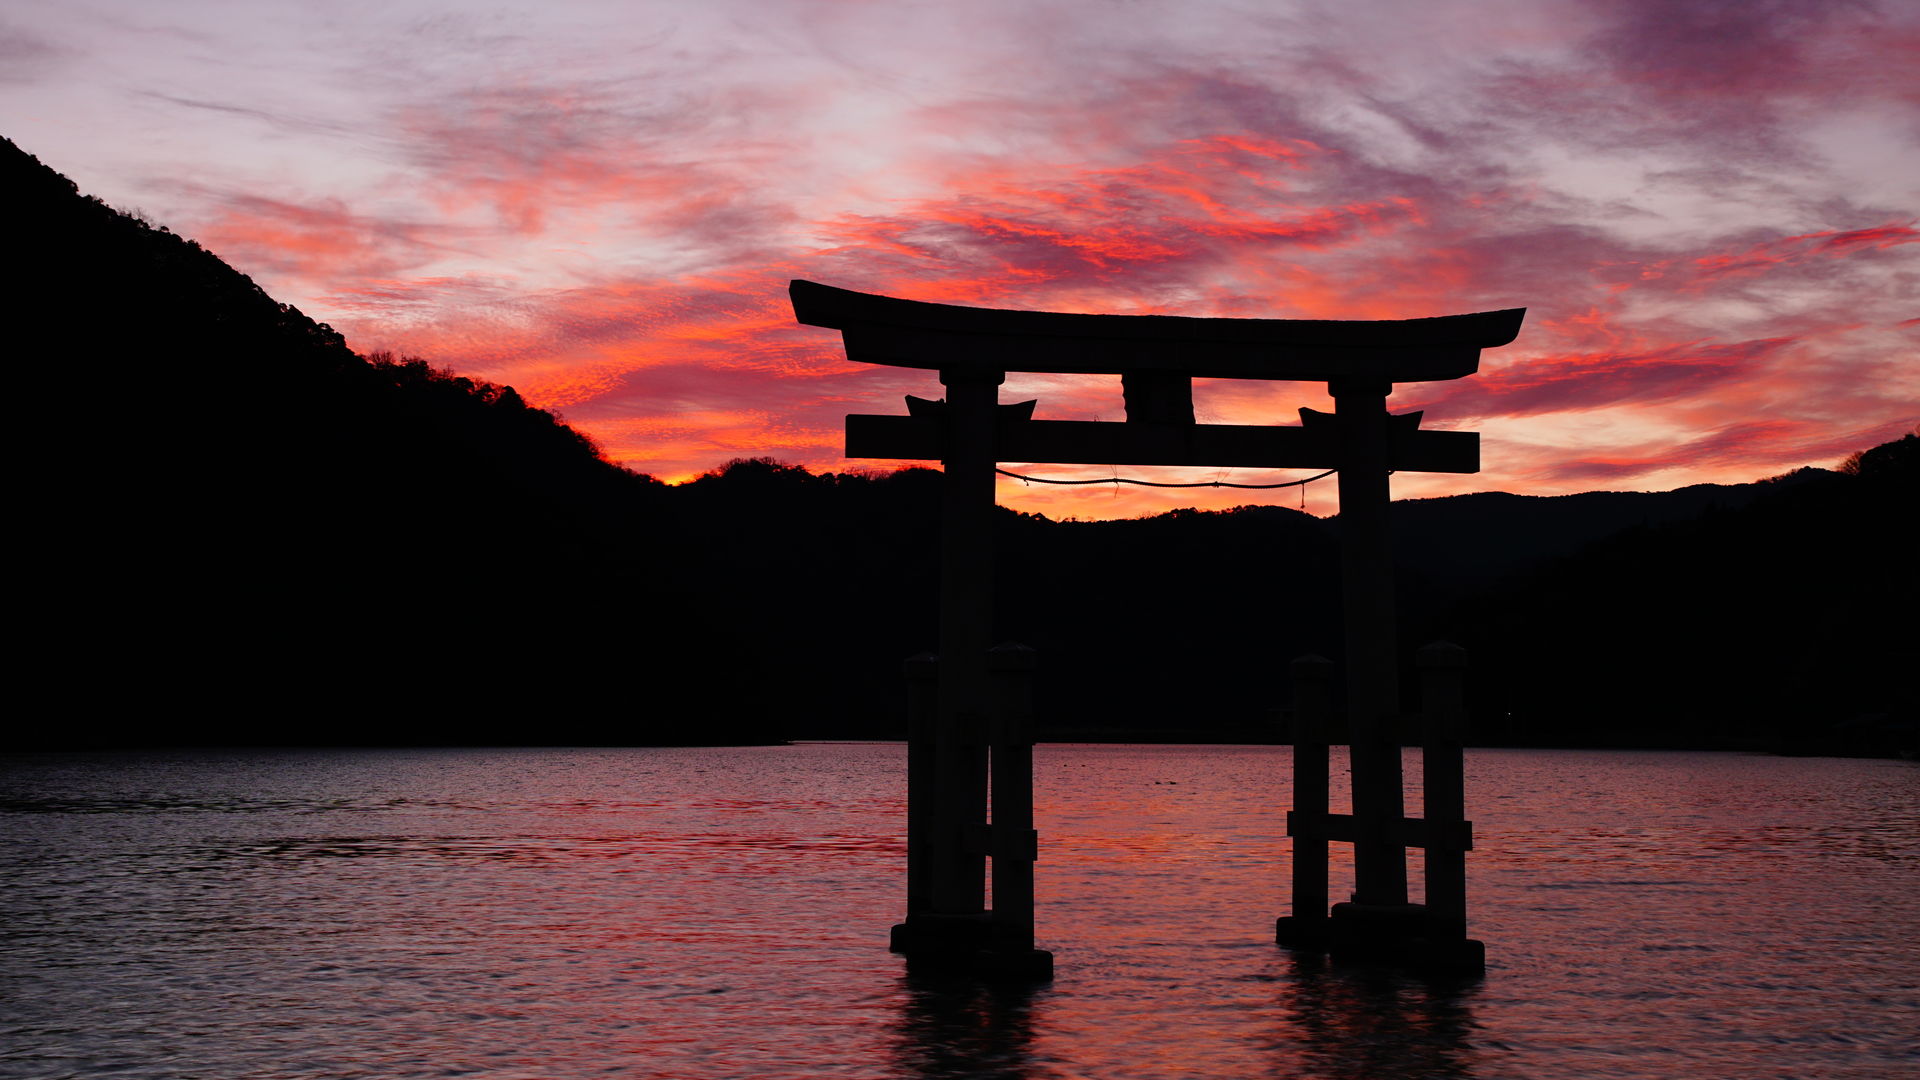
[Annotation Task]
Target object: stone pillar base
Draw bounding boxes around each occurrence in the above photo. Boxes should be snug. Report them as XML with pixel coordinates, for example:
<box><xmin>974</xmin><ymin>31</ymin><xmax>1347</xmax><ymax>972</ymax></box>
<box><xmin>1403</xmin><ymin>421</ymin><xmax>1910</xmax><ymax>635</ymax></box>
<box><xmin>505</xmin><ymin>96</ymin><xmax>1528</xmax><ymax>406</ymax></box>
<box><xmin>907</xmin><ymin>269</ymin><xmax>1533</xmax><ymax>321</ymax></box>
<box><xmin>1277</xmin><ymin>902</ymin><xmax>1485</xmax><ymax>976</ymax></box>
<box><xmin>890</xmin><ymin>915</ymin><xmax>1054</xmax><ymax>980</ymax></box>
<box><xmin>1274</xmin><ymin>914</ymin><xmax>1330</xmax><ymax>949</ymax></box>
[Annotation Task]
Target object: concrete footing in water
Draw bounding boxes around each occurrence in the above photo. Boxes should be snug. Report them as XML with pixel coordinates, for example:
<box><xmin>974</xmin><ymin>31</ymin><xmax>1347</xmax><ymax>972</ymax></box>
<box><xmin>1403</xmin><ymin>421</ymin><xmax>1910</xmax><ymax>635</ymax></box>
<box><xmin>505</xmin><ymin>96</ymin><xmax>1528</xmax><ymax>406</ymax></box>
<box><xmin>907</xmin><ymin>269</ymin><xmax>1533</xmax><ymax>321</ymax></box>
<box><xmin>891</xmin><ymin>915</ymin><xmax>1055</xmax><ymax>981</ymax></box>
<box><xmin>1277</xmin><ymin>902</ymin><xmax>1485</xmax><ymax>976</ymax></box>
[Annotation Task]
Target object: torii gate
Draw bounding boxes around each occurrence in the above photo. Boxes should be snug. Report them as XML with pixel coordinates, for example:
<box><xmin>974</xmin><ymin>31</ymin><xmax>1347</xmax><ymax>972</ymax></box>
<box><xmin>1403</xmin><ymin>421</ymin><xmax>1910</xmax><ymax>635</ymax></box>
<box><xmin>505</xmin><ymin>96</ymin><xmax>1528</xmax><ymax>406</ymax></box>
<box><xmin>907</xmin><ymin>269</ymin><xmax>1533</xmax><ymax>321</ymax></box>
<box><xmin>790</xmin><ymin>279</ymin><xmax>1523</xmax><ymax>978</ymax></box>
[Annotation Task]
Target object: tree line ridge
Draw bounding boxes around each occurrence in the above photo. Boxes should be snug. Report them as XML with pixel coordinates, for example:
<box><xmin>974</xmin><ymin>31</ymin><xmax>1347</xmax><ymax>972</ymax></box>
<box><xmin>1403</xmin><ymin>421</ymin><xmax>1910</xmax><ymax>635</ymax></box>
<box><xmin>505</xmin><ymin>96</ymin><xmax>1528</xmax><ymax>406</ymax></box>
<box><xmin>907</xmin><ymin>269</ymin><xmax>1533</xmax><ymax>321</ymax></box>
<box><xmin>7</xmin><ymin>135</ymin><xmax>1912</xmax><ymax>755</ymax></box>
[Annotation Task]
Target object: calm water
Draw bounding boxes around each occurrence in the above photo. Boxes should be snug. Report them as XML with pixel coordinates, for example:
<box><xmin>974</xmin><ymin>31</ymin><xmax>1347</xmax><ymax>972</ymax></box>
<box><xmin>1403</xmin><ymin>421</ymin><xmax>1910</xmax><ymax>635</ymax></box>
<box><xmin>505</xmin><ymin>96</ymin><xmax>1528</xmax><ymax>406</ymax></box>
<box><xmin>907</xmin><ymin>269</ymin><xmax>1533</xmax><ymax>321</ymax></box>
<box><xmin>2</xmin><ymin>745</ymin><xmax>1915</xmax><ymax>1080</ymax></box>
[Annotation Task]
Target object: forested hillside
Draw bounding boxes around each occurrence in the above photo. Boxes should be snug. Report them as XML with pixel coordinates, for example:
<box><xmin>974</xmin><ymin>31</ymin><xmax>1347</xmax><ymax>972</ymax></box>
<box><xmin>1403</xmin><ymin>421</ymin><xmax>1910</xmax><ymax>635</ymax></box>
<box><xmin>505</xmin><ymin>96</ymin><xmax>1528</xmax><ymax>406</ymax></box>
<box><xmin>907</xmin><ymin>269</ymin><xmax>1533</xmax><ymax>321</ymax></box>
<box><xmin>10</xmin><ymin>135</ymin><xmax>1910</xmax><ymax>755</ymax></box>
<box><xmin>1432</xmin><ymin>435</ymin><xmax>1915</xmax><ymax>755</ymax></box>
<box><xmin>8</xmin><ymin>137</ymin><xmax>759</xmax><ymax>745</ymax></box>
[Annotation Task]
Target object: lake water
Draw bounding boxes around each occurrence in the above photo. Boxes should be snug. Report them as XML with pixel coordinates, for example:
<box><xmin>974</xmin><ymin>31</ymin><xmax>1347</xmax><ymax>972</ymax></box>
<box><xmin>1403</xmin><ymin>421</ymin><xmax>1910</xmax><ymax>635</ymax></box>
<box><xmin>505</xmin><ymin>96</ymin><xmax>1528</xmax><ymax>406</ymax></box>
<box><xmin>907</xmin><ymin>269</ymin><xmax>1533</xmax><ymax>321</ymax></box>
<box><xmin>2</xmin><ymin>744</ymin><xmax>1915</xmax><ymax>1079</ymax></box>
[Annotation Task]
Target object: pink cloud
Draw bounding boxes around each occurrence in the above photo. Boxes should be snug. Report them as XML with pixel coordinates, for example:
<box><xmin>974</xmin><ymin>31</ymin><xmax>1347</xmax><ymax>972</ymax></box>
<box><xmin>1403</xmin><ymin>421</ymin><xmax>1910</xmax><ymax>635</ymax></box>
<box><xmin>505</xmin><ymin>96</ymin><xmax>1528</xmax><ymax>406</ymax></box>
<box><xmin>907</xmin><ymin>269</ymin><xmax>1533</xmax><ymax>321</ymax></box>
<box><xmin>1480</xmin><ymin>0</ymin><xmax>1919</xmax><ymax>164</ymax></box>
<box><xmin>808</xmin><ymin>134</ymin><xmax>1405</xmax><ymax>305</ymax></box>
<box><xmin>1691</xmin><ymin>222</ymin><xmax>1920</xmax><ymax>284</ymax></box>
<box><xmin>1408</xmin><ymin>338</ymin><xmax>1794</xmax><ymax>420</ymax></box>
<box><xmin>62</xmin><ymin>3</ymin><xmax>1907</xmax><ymax>519</ymax></box>
<box><xmin>1537</xmin><ymin>415</ymin><xmax>1915</xmax><ymax>486</ymax></box>
<box><xmin>385</xmin><ymin>81</ymin><xmax>801</xmax><ymax>260</ymax></box>
<box><xmin>189</xmin><ymin>192</ymin><xmax>455</xmax><ymax>283</ymax></box>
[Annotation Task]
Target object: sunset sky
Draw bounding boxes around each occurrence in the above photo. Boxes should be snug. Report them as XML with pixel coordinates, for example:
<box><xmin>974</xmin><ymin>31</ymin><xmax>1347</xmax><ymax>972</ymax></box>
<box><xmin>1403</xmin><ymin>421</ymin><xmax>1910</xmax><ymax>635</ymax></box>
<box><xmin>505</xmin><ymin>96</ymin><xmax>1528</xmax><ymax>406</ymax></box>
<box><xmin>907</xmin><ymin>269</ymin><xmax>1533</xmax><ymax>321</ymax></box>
<box><xmin>6</xmin><ymin>0</ymin><xmax>1915</xmax><ymax>517</ymax></box>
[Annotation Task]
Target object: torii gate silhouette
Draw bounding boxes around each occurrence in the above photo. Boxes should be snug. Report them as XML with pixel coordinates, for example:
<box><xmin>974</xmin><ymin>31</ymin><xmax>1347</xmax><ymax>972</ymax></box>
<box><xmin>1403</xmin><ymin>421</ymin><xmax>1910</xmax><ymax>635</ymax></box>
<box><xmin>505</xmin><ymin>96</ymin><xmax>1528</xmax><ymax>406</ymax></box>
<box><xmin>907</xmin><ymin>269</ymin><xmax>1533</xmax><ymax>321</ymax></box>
<box><xmin>791</xmin><ymin>279</ymin><xmax>1524</xmax><ymax>978</ymax></box>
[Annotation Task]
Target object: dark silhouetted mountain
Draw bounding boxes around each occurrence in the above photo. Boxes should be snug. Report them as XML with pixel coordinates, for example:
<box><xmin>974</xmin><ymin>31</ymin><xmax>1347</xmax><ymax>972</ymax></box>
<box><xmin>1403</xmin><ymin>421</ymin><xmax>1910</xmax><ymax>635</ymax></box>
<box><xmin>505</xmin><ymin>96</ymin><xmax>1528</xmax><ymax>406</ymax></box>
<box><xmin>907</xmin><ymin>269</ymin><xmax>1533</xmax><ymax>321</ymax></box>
<box><xmin>665</xmin><ymin>445</ymin><xmax>1915</xmax><ymax>752</ymax></box>
<box><xmin>668</xmin><ymin>435</ymin><xmax>1913</xmax><ymax>754</ymax></box>
<box><xmin>1425</xmin><ymin>435</ymin><xmax>1916</xmax><ymax>755</ymax></box>
<box><xmin>11</xmin><ymin>135</ymin><xmax>1908</xmax><ymax>755</ymax></box>
<box><xmin>1388</xmin><ymin>479</ymin><xmax>1814</xmax><ymax>599</ymax></box>
<box><xmin>653</xmin><ymin>458</ymin><xmax>1342</xmax><ymax>737</ymax></box>
<box><xmin>6</xmin><ymin>136</ymin><xmax>764</xmax><ymax>748</ymax></box>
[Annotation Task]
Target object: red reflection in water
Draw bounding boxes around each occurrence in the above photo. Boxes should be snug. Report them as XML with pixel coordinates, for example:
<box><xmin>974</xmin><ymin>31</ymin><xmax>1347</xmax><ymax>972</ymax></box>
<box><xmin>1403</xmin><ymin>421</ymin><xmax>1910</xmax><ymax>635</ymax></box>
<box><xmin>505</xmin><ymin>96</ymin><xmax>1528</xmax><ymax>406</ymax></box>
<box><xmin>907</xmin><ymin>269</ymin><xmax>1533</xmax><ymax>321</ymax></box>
<box><xmin>0</xmin><ymin>745</ymin><xmax>1915</xmax><ymax>1079</ymax></box>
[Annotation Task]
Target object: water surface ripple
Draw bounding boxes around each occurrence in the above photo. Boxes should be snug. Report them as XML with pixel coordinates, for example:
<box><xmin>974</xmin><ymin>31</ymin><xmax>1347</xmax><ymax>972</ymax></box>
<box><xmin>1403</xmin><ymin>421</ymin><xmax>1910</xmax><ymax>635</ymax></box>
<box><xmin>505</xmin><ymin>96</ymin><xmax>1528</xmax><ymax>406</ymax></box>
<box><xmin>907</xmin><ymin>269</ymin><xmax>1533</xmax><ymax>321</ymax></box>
<box><xmin>2</xmin><ymin>745</ymin><xmax>1915</xmax><ymax>1079</ymax></box>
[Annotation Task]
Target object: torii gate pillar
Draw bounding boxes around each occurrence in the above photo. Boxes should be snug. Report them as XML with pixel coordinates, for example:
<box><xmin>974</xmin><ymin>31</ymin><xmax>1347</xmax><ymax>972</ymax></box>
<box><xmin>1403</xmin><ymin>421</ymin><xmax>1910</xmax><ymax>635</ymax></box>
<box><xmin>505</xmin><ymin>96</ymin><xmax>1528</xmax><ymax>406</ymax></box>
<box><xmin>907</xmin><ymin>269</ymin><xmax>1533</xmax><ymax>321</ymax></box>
<box><xmin>929</xmin><ymin>368</ymin><xmax>997</xmax><ymax>916</ymax></box>
<box><xmin>1333</xmin><ymin>377</ymin><xmax>1407</xmax><ymax>906</ymax></box>
<box><xmin>888</xmin><ymin>367</ymin><xmax>1051</xmax><ymax>978</ymax></box>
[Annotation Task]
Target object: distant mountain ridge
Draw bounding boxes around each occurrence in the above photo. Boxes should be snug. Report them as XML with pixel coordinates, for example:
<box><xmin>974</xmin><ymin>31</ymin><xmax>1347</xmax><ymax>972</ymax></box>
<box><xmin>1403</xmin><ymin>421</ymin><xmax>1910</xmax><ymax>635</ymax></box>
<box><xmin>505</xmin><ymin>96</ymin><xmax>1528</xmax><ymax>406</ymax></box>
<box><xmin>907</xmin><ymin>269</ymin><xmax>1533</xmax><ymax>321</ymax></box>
<box><xmin>1438</xmin><ymin>438</ymin><xmax>1914</xmax><ymax>755</ymax></box>
<box><xmin>1389</xmin><ymin>475</ymin><xmax>1828</xmax><ymax>594</ymax></box>
<box><xmin>8</xmin><ymin>134</ymin><xmax>1910</xmax><ymax>754</ymax></box>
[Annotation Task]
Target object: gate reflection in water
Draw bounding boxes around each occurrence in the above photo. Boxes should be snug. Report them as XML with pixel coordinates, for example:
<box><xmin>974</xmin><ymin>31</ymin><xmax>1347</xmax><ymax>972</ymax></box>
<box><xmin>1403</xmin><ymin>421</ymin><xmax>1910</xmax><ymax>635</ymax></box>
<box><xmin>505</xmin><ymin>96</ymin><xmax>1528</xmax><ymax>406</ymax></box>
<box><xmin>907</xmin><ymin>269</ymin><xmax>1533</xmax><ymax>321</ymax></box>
<box><xmin>2</xmin><ymin>743</ymin><xmax>1915</xmax><ymax>1080</ymax></box>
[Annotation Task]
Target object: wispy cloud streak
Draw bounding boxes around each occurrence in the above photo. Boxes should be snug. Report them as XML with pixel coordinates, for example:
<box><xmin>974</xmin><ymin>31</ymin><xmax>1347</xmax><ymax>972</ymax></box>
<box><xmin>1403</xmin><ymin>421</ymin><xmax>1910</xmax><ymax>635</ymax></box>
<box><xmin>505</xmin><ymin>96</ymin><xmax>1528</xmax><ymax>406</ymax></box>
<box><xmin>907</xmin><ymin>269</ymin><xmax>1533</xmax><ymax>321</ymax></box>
<box><xmin>2</xmin><ymin>0</ymin><xmax>1914</xmax><ymax>512</ymax></box>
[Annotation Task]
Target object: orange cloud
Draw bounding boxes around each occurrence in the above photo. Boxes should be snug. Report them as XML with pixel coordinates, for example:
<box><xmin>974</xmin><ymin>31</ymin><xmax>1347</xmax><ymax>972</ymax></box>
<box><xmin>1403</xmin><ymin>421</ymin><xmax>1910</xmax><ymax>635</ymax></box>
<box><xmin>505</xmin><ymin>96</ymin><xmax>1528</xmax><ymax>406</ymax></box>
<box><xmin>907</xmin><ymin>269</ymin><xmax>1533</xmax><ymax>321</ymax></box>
<box><xmin>1691</xmin><ymin>222</ymin><xmax>1920</xmax><ymax>284</ymax></box>
<box><xmin>1410</xmin><ymin>338</ymin><xmax>1795</xmax><ymax>420</ymax></box>
<box><xmin>192</xmin><ymin>194</ymin><xmax>454</xmax><ymax>284</ymax></box>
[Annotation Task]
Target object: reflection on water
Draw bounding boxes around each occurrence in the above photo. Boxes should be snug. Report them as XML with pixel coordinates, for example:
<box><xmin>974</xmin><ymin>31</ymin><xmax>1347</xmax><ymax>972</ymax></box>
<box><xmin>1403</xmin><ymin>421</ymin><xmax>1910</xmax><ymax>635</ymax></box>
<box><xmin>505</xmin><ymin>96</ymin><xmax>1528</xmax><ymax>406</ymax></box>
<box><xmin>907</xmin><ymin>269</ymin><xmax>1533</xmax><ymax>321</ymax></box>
<box><xmin>1272</xmin><ymin>953</ymin><xmax>1480</xmax><ymax>1080</ymax></box>
<box><xmin>891</xmin><ymin>971</ymin><xmax>1045</xmax><ymax>1080</ymax></box>
<box><xmin>2</xmin><ymin>744</ymin><xmax>1916</xmax><ymax>1079</ymax></box>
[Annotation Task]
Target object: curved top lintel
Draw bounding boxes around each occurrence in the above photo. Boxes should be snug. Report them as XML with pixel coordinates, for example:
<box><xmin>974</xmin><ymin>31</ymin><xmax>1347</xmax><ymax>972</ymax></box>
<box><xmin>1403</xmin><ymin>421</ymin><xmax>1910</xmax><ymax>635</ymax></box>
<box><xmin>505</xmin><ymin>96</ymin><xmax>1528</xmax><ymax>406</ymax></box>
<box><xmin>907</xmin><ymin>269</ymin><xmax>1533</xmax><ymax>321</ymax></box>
<box><xmin>790</xmin><ymin>279</ymin><xmax>1524</xmax><ymax>383</ymax></box>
